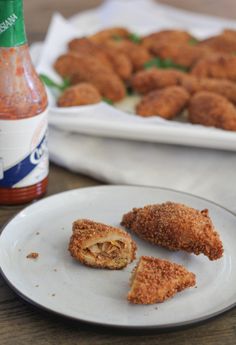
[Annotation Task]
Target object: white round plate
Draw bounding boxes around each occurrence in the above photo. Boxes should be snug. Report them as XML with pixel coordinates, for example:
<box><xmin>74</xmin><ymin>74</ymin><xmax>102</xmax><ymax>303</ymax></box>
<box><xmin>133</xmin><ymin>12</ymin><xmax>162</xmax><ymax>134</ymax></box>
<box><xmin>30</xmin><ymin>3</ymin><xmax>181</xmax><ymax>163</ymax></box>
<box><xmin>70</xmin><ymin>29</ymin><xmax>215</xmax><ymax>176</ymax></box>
<box><xmin>0</xmin><ymin>186</ymin><xmax>235</xmax><ymax>329</ymax></box>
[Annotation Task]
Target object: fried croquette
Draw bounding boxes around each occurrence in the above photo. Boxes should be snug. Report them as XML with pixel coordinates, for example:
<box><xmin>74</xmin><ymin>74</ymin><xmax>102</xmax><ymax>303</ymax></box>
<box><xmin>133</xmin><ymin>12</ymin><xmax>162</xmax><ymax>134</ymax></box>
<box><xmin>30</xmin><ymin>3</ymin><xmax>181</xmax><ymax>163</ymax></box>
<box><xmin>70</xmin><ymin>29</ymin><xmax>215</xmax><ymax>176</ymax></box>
<box><xmin>68</xmin><ymin>38</ymin><xmax>132</xmax><ymax>80</ymax></box>
<box><xmin>101</xmin><ymin>45</ymin><xmax>133</xmax><ymax>80</ymax></box>
<box><xmin>136</xmin><ymin>86</ymin><xmax>189</xmax><ymax>118</ymax></box>
<box><xmin>197</xmin><ymin>78</ymin><xmax>236</xmax><ymax>104</ymax></box>
<box><xmin>199</xmin><ymin>34</ymin><xmax>236</xmax><ymax>54</ymax></box>
<box><xmin>222</xmin><ymin>29</ymin><xmax>236</xmax><ymax>39</ymax></box>
<box><xmin>127</xmin><ymin>256</ymin><xmax>196</xmax><ymax>304</ymax></box>
<box><xmin>177</xmin><ymin>73</ymin><xmax>200</xmax><ymax>94</ymax></box>
<box><xmin>68</xmin><ymin>37</ymin><xmax>113</xmax><ymax>69</ymax></box>
<box><xmin>131</xmin><ymin>68</ymin><xmax>236</xmax><ymax>103</ymax></box>
<box><xmin>191</xmin><ymin>54</ymin><xmax>236</xmax><ymax>81</ymax></box>
<box><xmin>57</xmin><ymin>83</ymin><xmax>101</xmax><ymax>107</ymax></box>
<box><xmin>104</xmin><ymin>40</ymin><xmax>152</xmax><ymax>71</ymax></box>
<box><xmin>131</xmin><ymin>69</ymin><xmax>201</xmax><ymax>95</ymax></box>
<box><xmin>121</xmin><ymin>202</ymin><xmax>224</xmax><ymax>260</ymax></box>
<box><xmin>176</xmin><ymin>73</ymin><xmax>236</xmax><ymax>102</ymax></box>
<box><xmin>89</xmin><ymin>27</ymin><xmax>130</xmax><ymax>43</ymax></box>
<box><xmin>131</xmin><ymin>68</ymin><xmax>184</xmax><ymax>94</ymax></box>
<box><xmin>142</xmin><ymin>30</ymin><xmax>194</xmax><ymax>50</ymax></box>
<box><xmin>68</xmin><ymin>219</ymin><xmax>137</xmax><ymax>269</ymax></box>
<box><xmin>151</xmin><ymin>42</ymin><xmax>211</xmax><ymax>69</ymax></box>
<box><xmin>54</xmin><ymin>53</ymin><xmax>126</xmax><ymax>102</ymax></box>
<box><xmin>188</xmin><ymin>91</ymin><xmax>236</xmax><ymax>131</ymax></box>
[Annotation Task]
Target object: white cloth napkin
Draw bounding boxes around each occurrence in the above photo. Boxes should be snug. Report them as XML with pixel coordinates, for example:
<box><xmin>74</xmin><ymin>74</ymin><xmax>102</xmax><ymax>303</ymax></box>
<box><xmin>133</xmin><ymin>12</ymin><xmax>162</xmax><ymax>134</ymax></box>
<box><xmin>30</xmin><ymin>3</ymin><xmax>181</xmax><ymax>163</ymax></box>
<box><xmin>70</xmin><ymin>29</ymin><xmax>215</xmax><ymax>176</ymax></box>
<box><xmin>31</xmin><ymin>0</ymin><xmax>236</xmax><ymax>211</ymax></box>
<box><xmin>48</xmin><ymin>126</ymin><xmax>236</xmax><ymax>212</ymax></box>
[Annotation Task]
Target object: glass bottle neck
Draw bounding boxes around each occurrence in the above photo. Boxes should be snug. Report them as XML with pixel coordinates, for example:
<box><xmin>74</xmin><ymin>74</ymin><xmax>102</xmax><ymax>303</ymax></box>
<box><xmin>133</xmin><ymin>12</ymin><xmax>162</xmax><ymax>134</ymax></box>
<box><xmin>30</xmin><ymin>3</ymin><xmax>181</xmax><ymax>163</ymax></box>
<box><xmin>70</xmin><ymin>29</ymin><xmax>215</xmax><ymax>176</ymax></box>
<box><xmin>0</xmin><ymin>0</ymin><xmax>27</xmax><ymax>47</ymax></box>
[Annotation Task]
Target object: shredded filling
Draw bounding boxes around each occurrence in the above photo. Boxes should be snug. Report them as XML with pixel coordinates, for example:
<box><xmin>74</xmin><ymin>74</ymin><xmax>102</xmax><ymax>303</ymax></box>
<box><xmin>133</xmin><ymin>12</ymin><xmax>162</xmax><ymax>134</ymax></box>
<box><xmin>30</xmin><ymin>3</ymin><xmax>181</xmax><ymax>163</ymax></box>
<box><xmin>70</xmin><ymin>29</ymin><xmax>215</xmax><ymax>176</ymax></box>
<box><xmin>84</xmin><ymin>240</ymin><xmax>126</xmax><ymax>259</ymax></box>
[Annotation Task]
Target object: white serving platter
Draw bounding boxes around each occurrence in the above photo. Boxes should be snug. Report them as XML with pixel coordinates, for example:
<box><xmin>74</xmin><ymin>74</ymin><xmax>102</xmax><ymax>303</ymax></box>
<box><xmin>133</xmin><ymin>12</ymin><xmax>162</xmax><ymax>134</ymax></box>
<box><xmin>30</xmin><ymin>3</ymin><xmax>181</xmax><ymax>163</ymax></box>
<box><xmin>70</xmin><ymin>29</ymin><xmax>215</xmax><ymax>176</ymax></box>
<box><xmin>34</xmin><ymin>1</ymin><xmax>236</xmax><ymax>151</ymax></box>
<box><xmin>0</xmin><ymin>185</ymin><xmax>235</xmax><ymax>329</ymax></box>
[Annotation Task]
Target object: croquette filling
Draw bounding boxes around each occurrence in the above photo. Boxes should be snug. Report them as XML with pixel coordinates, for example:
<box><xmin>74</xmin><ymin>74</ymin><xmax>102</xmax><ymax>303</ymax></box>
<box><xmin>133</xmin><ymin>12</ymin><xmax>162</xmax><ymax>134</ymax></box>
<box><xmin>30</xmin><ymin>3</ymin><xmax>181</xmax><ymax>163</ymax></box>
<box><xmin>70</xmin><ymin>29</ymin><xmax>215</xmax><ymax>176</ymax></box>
<box><xmin>84</xmin><ymin>240</ymin><xmax>126</xmax><ymax>259</ymax></box>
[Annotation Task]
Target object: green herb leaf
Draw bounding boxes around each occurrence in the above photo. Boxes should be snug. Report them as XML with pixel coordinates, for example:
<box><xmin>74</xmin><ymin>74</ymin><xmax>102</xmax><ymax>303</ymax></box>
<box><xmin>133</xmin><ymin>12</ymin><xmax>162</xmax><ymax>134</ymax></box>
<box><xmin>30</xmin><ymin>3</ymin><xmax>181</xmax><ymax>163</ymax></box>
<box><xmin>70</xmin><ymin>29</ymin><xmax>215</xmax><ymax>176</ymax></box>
<box><xmin>129</xmin><ymin>33</ymin><xmax>142</xmax><ymax>44</ymax></box>
<box><xmin>61</xmin><ymin>77</ymin><xmax>71</xmax><ymax>91</ymax></box>
<box><xmin>161</xmin><ymin>58</ymin><xmax>173</xmax><ymax>68</ymax></box>
<box><xmin>144</xmin><ymin>57</ymin><xmax>162</xmax><ymax>69</ymax></box>
<box><xmin>144</xmin><ymin>57</ymin><xmax>188</xmax><ymax>72</ymax></box>
<box><xmin>103</xmin><ymin>97</ymin><xmax>114</xmax><ymax>105</ymax></box>
<box><xmin>188</xmin><ymin>37</ymin><xmax>199</xmax><ymax>46</ymax></box>
<box><xmin>40</xmin><ymin>74</ymin><xmax>70</xmax><ymax>91</ymax></box>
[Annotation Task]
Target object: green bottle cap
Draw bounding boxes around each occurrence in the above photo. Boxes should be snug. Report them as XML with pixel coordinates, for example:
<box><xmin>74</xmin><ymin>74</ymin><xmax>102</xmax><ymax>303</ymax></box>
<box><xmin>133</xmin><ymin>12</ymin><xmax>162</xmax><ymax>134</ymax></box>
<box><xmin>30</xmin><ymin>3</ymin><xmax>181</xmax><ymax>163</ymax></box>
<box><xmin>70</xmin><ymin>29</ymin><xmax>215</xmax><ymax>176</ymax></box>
<box><xmin>0</xmin><ymin>0</ymin><xmax>27</xmax><ymax>47</ymax></box>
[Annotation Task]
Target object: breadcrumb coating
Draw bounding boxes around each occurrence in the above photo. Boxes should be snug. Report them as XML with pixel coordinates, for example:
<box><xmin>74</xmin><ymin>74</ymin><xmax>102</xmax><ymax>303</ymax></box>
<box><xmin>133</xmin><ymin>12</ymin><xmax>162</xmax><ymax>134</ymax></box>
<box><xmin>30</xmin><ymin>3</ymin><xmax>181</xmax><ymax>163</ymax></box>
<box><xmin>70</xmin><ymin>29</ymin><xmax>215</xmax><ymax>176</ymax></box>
<box><xmin>69</xmin><ymin>219</ymin><xmax>137</xmax><ymax>269</ymax></box>
<box><xmin>199</xmin><ymin>34</ymin><xmax>236</xmax><ymax>54</ymax></box>
<box><xmin>131</xmin><ymin>68</ymin><xmax>184</xmax><ymax>94</ymax></box>
<box><xmin>128</xmin><ymin>256</ymin><xmax>196</xmax><ymax>304</ymax></box>
<box><xmin>121</xmin><ymin>202</ymin><xmax>223</xmax><ymax>260</ymax></box>
<box><xmin>191</xmin><ymin>54</ymin><xmax>236</xmax><ymax>81</ymax></box>
<box><xmin>188</xmin><ymin>91</ymin><xmax>236</xmax><ymax>131</ymax></box>
<box><xmin>223</xmin><ymin>29</ymin><xmax>236</xmax><ymax>39</ymax></box>
<box><xmin>197</xmin><ymin>78</ymin><xmax>236</xmax><ymax>104</ymax></box>
<box><xmin>54</xmin><ymin>53</ymin><xmax>126</xmax><ymax>102</ymax></box>
<box><xmin>68</xmin><ymin>37</ymin><xmax>114</xmax><ymax>70</ymax></box>
<box><xmin>68</xmin><ymin>38</ymin><xmax>132</xmax><ymax>81</ymax></box>
<box><xmin>151</xmin><ymin>42</ymin><xmax>211</xmax><ymax>68</ymax></box>
<box><xmin>142</xmin><ymin>30</ymin><xmax>193</xmax><ymax>51</ymax></box>
<box><xmin>136</xmin><ymin>86</ymin><xmax>189</xmax><ymax>118</ymax></box>
<box><xmin>89</xmin><ymin>27</ymin><xmax>131</xmax><ymax>43</ymax></box>
<box><xmin>131</xmin><ymin>69</ymin><xmax>236</xmax><ymax>104</ymax></box>
<box><xmin>101</xmin><ymin>45</ymin><xmax>133</xmax><ymax>81</ymax></box>
<box><xmin>104</xmin><ymin>40</ymin><xmax>152</xmax><ymax>71</ymax></box>
<box><xmin>58</xmin><ymin>83</ymin><xmax>101</xmax><ymax>107</ymax></box>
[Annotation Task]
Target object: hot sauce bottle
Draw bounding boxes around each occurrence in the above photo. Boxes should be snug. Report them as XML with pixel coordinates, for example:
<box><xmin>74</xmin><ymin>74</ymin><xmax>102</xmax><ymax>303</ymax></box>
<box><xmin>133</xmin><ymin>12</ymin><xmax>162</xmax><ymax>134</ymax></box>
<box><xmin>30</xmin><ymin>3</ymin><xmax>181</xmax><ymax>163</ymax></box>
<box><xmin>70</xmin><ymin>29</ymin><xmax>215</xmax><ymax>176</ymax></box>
<box><xmin>0</xmin><ymin>0</ymin><xmax>49</xmax><ymax>204</ymax></box>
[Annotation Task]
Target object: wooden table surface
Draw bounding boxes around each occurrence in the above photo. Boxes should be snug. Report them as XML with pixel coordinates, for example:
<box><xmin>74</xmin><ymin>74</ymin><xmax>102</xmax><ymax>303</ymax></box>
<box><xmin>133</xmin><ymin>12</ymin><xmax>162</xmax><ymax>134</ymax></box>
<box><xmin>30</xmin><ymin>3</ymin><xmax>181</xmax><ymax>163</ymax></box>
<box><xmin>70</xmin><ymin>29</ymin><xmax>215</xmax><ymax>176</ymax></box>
<box><xmin>1</xmin><ymin>1</ymin><xmax>236</xmax><ymax>344</ymax></box>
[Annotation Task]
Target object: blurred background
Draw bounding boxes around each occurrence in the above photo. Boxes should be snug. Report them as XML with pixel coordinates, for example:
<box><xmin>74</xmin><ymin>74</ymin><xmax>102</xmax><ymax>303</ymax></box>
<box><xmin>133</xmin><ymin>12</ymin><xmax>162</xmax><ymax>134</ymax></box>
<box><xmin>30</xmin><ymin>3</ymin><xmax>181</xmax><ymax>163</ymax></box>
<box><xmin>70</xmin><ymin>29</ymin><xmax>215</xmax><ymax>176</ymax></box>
<box><xmin>24</xmin><ymin>0</ymin><xmax>236</xmax><ymax>43</ymax></box>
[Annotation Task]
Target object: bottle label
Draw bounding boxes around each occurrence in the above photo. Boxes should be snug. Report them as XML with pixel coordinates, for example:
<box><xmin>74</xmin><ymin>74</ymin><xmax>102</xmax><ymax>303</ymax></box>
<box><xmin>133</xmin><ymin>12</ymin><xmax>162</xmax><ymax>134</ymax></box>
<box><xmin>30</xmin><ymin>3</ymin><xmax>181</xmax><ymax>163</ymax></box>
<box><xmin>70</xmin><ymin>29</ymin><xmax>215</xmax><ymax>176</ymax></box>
<box><xmin>0</xmin><ymin>110</ymin><xmax>49</xmax><ymax>188</ymax></box>
<box><xmin>0</xmin><ymin>0</ymin><xmax>27</xmax><ymax>47</ymax></box>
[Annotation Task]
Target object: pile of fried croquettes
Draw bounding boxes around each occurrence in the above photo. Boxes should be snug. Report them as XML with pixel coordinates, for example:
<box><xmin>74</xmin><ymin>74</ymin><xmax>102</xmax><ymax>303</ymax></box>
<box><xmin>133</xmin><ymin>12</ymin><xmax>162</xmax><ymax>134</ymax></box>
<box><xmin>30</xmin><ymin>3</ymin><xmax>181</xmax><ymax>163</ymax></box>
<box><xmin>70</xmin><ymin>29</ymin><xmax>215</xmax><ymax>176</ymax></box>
<box><xmin>54</xmin><ymin>27</ymin><xmax>236</xmax><ymax>131</ymax></box>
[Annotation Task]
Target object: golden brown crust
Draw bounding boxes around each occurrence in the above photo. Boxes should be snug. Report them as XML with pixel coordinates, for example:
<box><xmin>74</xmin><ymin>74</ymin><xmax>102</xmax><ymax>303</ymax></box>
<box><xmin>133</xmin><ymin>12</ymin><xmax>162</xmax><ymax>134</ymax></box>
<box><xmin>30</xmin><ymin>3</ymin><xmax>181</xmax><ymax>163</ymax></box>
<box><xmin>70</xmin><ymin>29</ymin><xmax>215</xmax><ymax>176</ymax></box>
<box><xmin>188</xmin><ymin>91</ymin><xmax>236</xmax><ymax>131</ymax></box>
<box><xmin>101</xmin><ymin>47</ymin><xmax>133</xmax><ymax>81</ymax></box>
<box><xmin>150</xmin><ymin>42</ymin><xmax>211</xmax><ymax>68</ymax></box>
<box><xmin>199</xmin><ymin>34</ymin><xmax>236</xmax><ymax>54</ymax></box>
<box><xmin>131</xmin><ymin>69</ymin><xmax>236</xmax><ymax>104</ymax></box>
<box><xmin>222</xmin><ymin>29</ymin><xmax>236</xmax><ymax>39</ymax></box>
<box><xmin>191</xmin><ymin>54</ymin><xmax>236</xmax><ymax>81</ymax></box>
<box><xmin>128</xmin><ymin>256</ymin><xmax>196</xmax><ymax>304</ymax></box>
<box><xmin>197</xmin><ymin>78</ymin><xmax>236</xmax><ymax>104</ymax></box>
<box><xmin>131</xmin><ymin>68</ymin><xmax>184</xmax><ymax>94</ymax></box>
<box><xmin>136</xmin><ymin>86</ymin><xmax>189</xmax><ymax>118</ymax></box>
<box><xmin>54</xmin><ymin>53</ymin><xmax>126</xmax><ymax>102</ymax></box>
<box><xmin>104</xmin><ymin>40</ymin><xmax>152</xmax><ymax>71</ymax></box>
<box><xmin>142</xmin><ymin>30</ymin><xmax>193</xmax><ymax>50</ymax></box>
<box><xmin>121</xmin><ymin>202</ymin><xmax>224</xmax><ymax>260</ymax></box>
<box><xmin>68</xmin><ymin>38</ymin><xmax>132</xmax><ymax>81</ymax></box>
<box><xmin>68</xmin><ymin>38</ymin><xmax>113</xmax><ymax>69</ymax></box>
<box><xmin>89</xmin><ymin>27</ymin><xmax>131</xmax><ymax>43</ymax></box>
<box><xmin>131</xmin><ymin>69</ymin><xmax>201</xmax><ymax>95</ymax></box>
<box><xmin>69</xmin><ymin>219</ymin><xmax>137</xmax><ymax>269</ymax></box>
<box><xmin>177</xmin><ymin>73</ymin><xmax>200</xmax><ymax>94</ymax></box>
<box><xmin>57</xmin><ymin>83</ymin><xmax>101</xmax><ymax>107</ymax></box>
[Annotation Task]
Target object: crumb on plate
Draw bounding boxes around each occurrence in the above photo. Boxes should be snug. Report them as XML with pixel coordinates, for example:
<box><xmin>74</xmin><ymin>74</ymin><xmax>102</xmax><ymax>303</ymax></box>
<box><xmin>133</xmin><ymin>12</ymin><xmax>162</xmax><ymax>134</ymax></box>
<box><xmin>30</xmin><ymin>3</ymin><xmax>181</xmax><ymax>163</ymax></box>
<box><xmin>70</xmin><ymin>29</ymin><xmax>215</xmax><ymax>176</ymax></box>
<box><xmin>26</xmin><ymin>252</ymin><xmax>39</xmax><ymax>259</ymax></box>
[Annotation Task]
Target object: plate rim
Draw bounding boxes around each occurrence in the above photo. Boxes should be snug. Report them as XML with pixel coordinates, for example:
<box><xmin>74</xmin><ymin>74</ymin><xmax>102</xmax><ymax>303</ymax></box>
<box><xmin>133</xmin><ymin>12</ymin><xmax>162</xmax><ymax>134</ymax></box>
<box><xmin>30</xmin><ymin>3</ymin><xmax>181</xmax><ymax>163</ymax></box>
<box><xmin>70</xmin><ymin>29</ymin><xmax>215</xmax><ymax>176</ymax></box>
<box><xmin>1</xmin><ymin>184</ymin><xmax>236</xmax><ymax>330</ymax></box>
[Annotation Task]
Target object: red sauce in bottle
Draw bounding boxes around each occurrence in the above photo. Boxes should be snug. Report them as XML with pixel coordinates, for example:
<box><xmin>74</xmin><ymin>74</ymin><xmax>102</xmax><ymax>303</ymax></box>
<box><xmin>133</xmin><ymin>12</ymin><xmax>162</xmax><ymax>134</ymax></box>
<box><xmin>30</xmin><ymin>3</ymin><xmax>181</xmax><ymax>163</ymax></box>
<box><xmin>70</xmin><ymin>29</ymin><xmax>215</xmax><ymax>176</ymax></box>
<box><xmin>0</xmin><ymin>0</ymin><xmax>49</xmax><ymax>205</ymax></box>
